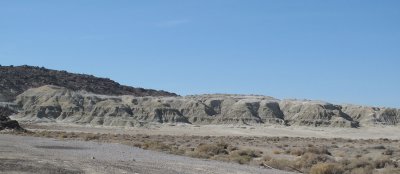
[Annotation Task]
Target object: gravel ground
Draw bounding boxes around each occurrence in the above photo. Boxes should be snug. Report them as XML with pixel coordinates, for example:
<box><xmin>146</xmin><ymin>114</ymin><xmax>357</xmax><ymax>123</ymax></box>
<box><xmin>0</xmin><ymin>134</ymin><xmax>291</xmax><ymax>174</ymax></box>
<box><xmin>21</xmin><ymin>122</ymin><xmax>400</xmax><ymax>140</ymax></box>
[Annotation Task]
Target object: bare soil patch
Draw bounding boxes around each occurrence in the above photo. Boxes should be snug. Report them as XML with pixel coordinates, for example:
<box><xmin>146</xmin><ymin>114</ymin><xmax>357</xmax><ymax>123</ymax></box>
<box><xmin>34</xmin><ymin>145</ymin><xmax>88</xmax><ymax>150</ymax></box>
<box><xmin>0</xmin><ymin>158</ymin><xmax>84</xmax><ymax>174</ymax></box>
<box><xmin>6</xmin><ymin>128</ymin><xmax>400</xmax><ymax>174</ymax></box>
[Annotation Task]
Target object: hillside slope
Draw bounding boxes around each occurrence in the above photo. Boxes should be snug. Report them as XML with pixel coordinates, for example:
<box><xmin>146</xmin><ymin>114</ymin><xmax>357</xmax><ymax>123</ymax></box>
<box><xmin>14</xmin><ymin>85</ymin><xmax>362</xmax><ymax>127</ymax></box>
<box><xmin>0</xmin><ymin>65</ymin><xmax>177</xmax><ymax>102</ymax></box>
<box><xmin>2</xmin><ymin>66</ymin><xmax>398</xmax><ymax>128</ymax></box>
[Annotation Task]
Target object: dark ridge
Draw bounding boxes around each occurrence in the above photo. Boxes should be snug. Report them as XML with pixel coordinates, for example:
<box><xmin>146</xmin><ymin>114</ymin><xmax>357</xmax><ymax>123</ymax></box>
<box><xmin>0</xmin><ymin>65</ymin><xmax>177</xmax><ymax>102</ymax></box>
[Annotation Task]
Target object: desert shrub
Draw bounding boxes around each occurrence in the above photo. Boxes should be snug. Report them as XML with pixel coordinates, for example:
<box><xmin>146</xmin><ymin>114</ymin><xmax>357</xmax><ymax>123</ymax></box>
<box><xmin>339</xmin><ymin>157</ymin><xmax>396</xmax><ymax>173</ymax></box>
<box><xmin>349</xmin><ymin>167</ymin><xmax>373</xmax><ymax>174</ymax></box>
<box><xmin>225</xmin><ymin>149</ymin><xmax>262</xmax><ymax>164</ymax></box>
<box><xmin>228</xmin><ymin>151</ymin><xmax>252</xmax><ymax>164</ymax></box>
<box><xmin>373</xmin><ymin>156</ymin><xmax>396</xmax><ymax>169</ymax></box>
<box><xmin>190</xmin><ymin>143</ymin><xmax>228</xmax><ymax>158</ymax></box>
<box><xmin>340</xmin><ymin>158</ymin><xmax>375</xmax><ymax>174</ymax></box>
<box><xmin>36</xmin><ymin>131</ymin><xmax>51</xmax><ymax>138</ymax></box>
<box><xmin>170</xmin><ymin>147</ymin><xmax>185</xmax><ymax>155</ymax></box>
<box><xmin>273</xmin><ymin>150</ymin><xmax>281</xmax><ymax>154</ymax></box>
<box><xmin>142</xmin><ymin>141</ymin><xmax>171</xmax><ymax>152</ymax></box>
<box><xmin>58</xmin><ymin>133</ymin><xmax>68</xmax><ymax>139</ymax></box>
<box><xmin>197</xmin><ymin>143</ymin><xmax>227</xmax><ymax>155</ymax></box>
<box><xmin>295</xmin><ymin>153</ymin><xmax>334</xmax><ymax>172</ymax></box>
<box><xmin>215</xmin><ymin>142</ymin><xmax>229</xmax><ymax>149</ymax></box>
<box><xmin>362</xmin><ymin>149</ymin><xmax>370</xmax><ymax>154</ymax></box>
<box><xmin>307</xmin><ymin>146</ymin><xmax>331</xmax><ymax>155</ymax></box>
<box><xmin>371</xmin><ymin>145</ymin><xmax>386</xmax><ymax>149</ymax></box>
<box><xmin>331</xmin><ymin>145</ymin><xmax>339</xmax><ymax>148</ymax></box>
<box><xmin>309</xmin><ymin>163</ymin><xmax>343</xmax><ymax>174</ymax></box>
<box><xmin>132</xmin><ymin>143</ymin><xmax>142</xmax><ymax>148</ymax></box>
<box><xmin>236</xmin><ymin>149</ymin><xmax>262</xmax><ymax>158</ymax></box>
<box><xmin>227</xmin><ymin>145</ymin><xmax>238</xmax><ymax>152</ymax></box>
<box><xmin>289</xmin><ymin>148</ymin><xmax>305</xmax><ymax>156</ymax></box>
<box><xmin>288</xmin><ymin>146</ymin><xmax>331</xmax><ymax>157</ymax></box>
<box><xmin>341</xmin><ymin>158</ymin><xmax>373</xmax><ymax>171</ymax></box>
<box><xmin>262</xmin><ymin>155</ymin><xmax>272</xmax><ymax>161</ymax></box>
<box><xmin>355</xmin><ymin>154</ymin><xmax>363</xmax><ymax>158</ymax></box>
<box><xmin>83</xmin><ymin>133</ymin><xmax>100</xmax><ymax>141</ymax></box>
<box><xmin>382</xmin><ymin>149</ymin><xmax>394</xmax><ymax>156</ymax></box>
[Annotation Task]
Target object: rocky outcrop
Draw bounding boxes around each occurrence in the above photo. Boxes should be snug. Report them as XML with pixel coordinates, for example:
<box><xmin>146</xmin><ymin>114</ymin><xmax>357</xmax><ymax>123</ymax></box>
<box><xmin>279</xmin><ymin>100</ymin><xmax>358</xmax><ymax>127</ymax></box>
<box><xmin>0</xmin><ymin>106</ymin><xmax>24</xmax><ymax>131</ymax></box>
<box><xmin>0</xmin><ymin>65</ymin><xmax>177</xmax><ymax>102</ymax></box>
<box><xmin>342</xmin><ymin>105</ymin><xmax>400</xmax><ymax>126</ymax></box>
<box><xmin>3</xmin><ymin>65</ymin><xmax>398</xmax><ymax>128</ymax></box>
<box><xmin>13</xmin><ymin>85</ymin><xmax>368</xmax><ymax>128</ymax></box>
<box><xmin>14</xmin><ymin>86</ymin><xmax>287</xmax><ymax>127</ymax></box>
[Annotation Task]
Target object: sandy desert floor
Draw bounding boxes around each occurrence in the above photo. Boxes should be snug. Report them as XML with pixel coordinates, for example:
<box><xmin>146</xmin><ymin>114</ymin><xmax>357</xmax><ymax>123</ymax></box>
<box><xmin>0</xmin><ymin>134</ymin><xmax>290</xmax><ymax>174</ymax></box>
<box><xmin>21</xmin><ymin>122</ymin><xmax>400</xmax><ymax>140</ymax></box>
<box><xmin>3</xmin><ymin>123</ymin><xmax>400</xmax><ymax>174</ymax></box>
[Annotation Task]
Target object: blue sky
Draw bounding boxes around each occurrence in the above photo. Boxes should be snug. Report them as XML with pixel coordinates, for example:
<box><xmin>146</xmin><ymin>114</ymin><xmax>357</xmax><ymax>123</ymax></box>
<box><xmin>1</xmin><ymin>1</ymin><xmax>399</xmax><ymax>108</ymax></box>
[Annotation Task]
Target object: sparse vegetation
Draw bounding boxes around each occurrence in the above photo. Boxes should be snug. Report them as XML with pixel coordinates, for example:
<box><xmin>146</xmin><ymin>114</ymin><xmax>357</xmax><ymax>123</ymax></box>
<box><xmin>4</xmin><ymin>129</ymin><xmax>400</xmax><ymax>174</ymax></box>
<box><xmin>309</xmin><ymin>163</ymin><xmax>343</xmax><ymax>174</ymax></box>
<box><xmin>263</xmin><ymin>158</ymin><xmax>295</xmax><ymax>171</ymax></box>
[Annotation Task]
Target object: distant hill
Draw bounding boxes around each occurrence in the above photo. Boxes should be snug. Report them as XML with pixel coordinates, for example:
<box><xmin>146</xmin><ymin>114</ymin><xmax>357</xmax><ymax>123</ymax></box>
<box><xmin>13</xmin><ymin>86</ymin><xmax>359</xmax><ymax>128</ymax></box>
<box><xmin>0</xmin><ymin>65</ymin><xmax>177</xmax><ymax>102</ymax></box>
<box><xmin>2</xmin><ymin>65</ymin><xmax>399</xmax><ymax>128</ymax></box>
<box><xmin>14</xmin><ymin>86</ymin><xmax>399</xmax><ymax>128</ymax></box>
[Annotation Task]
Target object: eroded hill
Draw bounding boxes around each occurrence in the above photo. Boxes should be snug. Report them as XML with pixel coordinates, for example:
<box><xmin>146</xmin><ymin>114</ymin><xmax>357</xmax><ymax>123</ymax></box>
<box><xmin>14</xmin><ymin>85</ymin><xmax>398</xmax><ymax>128</ymax></box>
<box><xmin>2</xmin><ymin>66</ymin><xmax>399</xmax><ymax>128</ymax></box>
<box><xmin>0</xmin><ymin>65</ymin><xmax>177</xmax><ymax>102</ymax></box>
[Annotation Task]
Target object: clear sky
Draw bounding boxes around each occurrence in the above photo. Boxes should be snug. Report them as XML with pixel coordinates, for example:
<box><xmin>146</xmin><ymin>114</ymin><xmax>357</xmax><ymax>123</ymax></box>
<box><xmin>1</xmin><ymin>1</ymin><xmax>399</xmax><ymax>108</ymax></box>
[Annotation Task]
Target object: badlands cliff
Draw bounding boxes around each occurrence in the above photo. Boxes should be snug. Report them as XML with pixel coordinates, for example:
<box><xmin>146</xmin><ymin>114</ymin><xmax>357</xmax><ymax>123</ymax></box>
<box><xmin>1</xmin><ymin>65</ymin><xmax>398</xmax><ymax>128</ymax></box>
<box><xmin>12</xmin><ymin>85</ymin><xmax>399</xmax><ymax>128</ymax></box>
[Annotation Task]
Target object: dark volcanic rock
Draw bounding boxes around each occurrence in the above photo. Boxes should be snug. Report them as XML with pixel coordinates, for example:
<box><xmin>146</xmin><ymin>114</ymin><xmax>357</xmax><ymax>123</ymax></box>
<box><xmin>0</xmin><ymin>106</ymin><xmax>23</xmax><ymax>131</ymax></box>
<box><xmin>0</xmin><ymin>65</ymin><xmax>177</xmax><ymax>102</ymax></box>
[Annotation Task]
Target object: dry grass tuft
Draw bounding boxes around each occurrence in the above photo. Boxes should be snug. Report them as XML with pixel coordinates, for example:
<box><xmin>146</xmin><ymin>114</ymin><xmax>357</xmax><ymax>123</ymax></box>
<box><xmin>263</xmin><ymin>158</ymin><xmax>295</xmax><ymax>171</ymax></box>
<box><xmin>227</xmin><ymin>149</ymin><xmax>262</xmax><ymax>164</ymax></box>
<box><xmin>189</xmin><ymin>142</ymin><xmax>229</xmax><ymax>159</ymax></box>
<box><xmin>309</xmin><ymin>163</ymin><xmax>343</xmax><ymax>174</ymax></box>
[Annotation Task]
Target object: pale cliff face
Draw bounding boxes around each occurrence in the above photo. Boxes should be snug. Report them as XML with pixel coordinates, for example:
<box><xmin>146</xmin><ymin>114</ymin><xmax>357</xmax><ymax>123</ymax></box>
<box><xmin>13</xmin><ymin>85</ymin><xmax>400</xmax><ymax>128</ymax></box>
<box><xmin>341</xmin><ymin>105</ymin><xmax>400</xmax><ymax>126</ymax></box>
<box><xmin>14</xmin><ymin>86</ymin><xmax>284</xmax><ymax>127</ymax></box>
